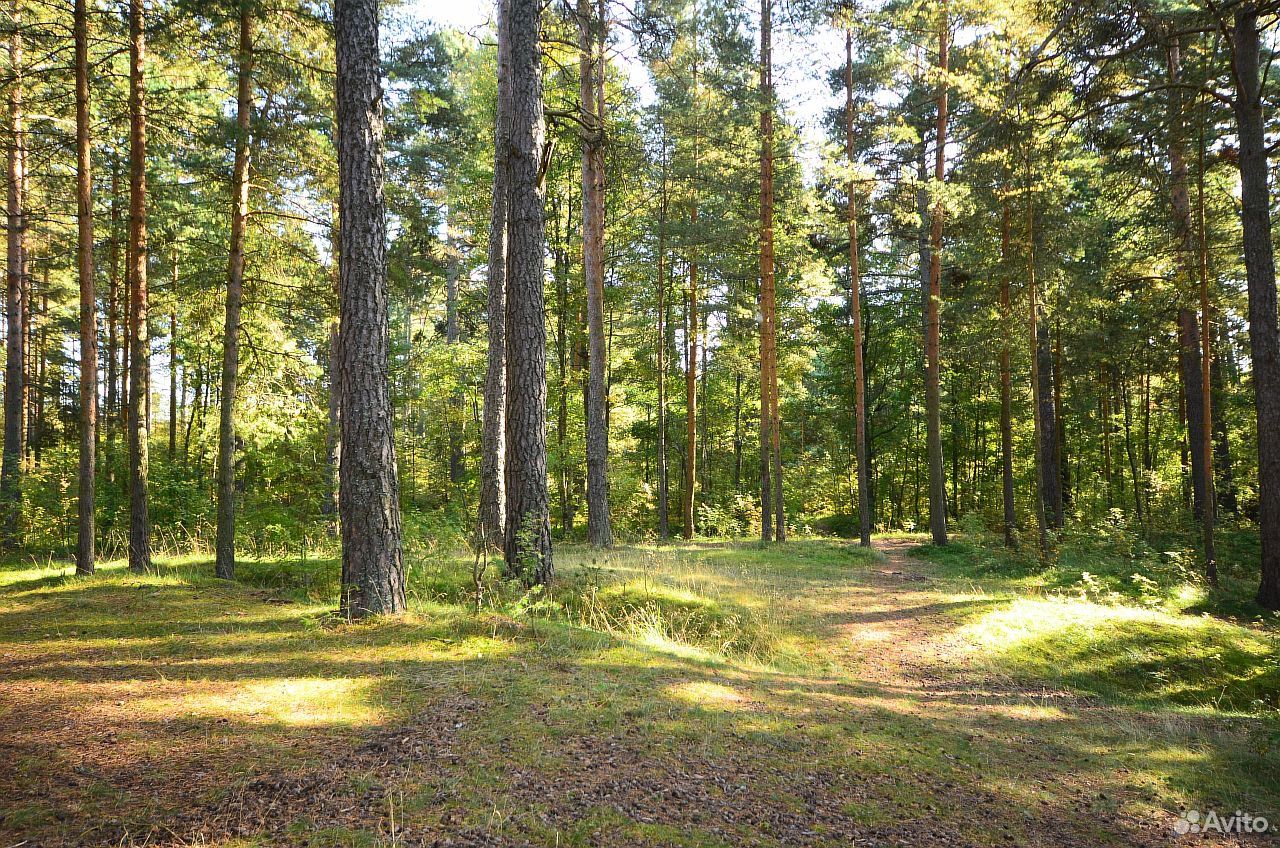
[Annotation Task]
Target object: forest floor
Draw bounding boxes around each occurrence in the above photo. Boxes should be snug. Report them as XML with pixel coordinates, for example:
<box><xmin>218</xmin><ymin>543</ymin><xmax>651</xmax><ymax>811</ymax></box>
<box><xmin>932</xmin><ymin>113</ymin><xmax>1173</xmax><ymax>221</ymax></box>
<box><xmin>0</xmin><ymin>536</ymin><xmax>1277</xmax><ymax>847</ymax></box>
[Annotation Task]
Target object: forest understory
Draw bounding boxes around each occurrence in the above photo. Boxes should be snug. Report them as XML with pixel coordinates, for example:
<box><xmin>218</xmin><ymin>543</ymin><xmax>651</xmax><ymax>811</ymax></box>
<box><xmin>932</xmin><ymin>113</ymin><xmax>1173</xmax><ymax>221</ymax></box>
<box><xmin>2</xmin><ymin>535</ymin><xmax>1276</xmax><ymax>847</ymax></box>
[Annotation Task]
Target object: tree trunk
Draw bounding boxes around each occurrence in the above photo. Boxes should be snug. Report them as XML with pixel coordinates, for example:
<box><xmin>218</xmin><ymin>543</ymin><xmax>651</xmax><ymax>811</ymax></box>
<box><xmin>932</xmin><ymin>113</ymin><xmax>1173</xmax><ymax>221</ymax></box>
<box><xmin>503</xmin><ymin>0</ymin><xmax>552</xmax><ymax>583</ymax></box>
<box><xmin>480</xmin><ymin>0</ymin><xmax>510</xmax><ymax>551</ymax></box>
<box><xmin>999</xmin><ymin>193</ymin><xmax>1016</xmax><ymax>546</ymax></box>
<box><xmin>1</xmin><ymin>0</ymin><xmax>23</xmax><ymax>548</ymax></box>
<box><xmin>1178</xmin><ymin>308</ymin><xmax>1207</xmax><ymax>517</ymax></box>
<box><xmin>106</xmin><ymin>157</ymin><xmax>120</xmax><ymax>481</ymax></box>
<box><xmin>656</xmin><ymin>130</ymin><xmax>670</xmax><ymax>540</ymax></box>
<box><xmin>334</xmin><ymin>0</ymin><xmax>405</xmax><ymax>615</ymax></box>
<box><xmin>324</xmin><ymin>203</ymin><xmax>340</xmax><ymax>531</ymax></box>
<box><xmin>216</xmin><ymin>1</ymin><xmax>252</xmax><ymax>580</ymax></box>
<box><xmin>846</xmin><ymin>29</ymin><xmax>870</xmax><ymax>547</ymax></box>
<box><xmin>1026</xmin><ymin>152</ymin><xmax>1049</xmax><ymax>555</ymax></box>
<box><xmin>924</xmin><ymin>3</ymin><xmax>948</xmax><ymax>546</ymax></box>
<box><xmin>759</xmin><ymin>0</ymin><xmax>777</xmax><ymax>542</ymax></box>
<box><xmin>579</xmin><ymin>0</ymin><xmax>612</xmax><ymax>547</ymax></box>
<box><xmin>1228</xmin><ymin>5</ymin><xmax>1279</xmax><ymax>609</ymax></box>
<box><xmin>75</xmin><ymin>0</ymin><xmax>96</xmax><ymax>574</ymax></box>
<box><xmin>127</xmin><ymin>0</ymin><xmax>152</xmax><ymax>572</ymax></box>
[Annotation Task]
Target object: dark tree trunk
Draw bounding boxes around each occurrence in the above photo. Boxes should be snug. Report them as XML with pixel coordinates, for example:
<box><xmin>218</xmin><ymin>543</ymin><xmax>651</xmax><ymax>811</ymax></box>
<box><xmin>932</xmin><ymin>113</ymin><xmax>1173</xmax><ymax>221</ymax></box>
<box><xmin>1036</xmin><ymin>322</ymin><xmax>1062</xmax><ymax>529</ymax></box>
<box><xmin>999</xmin><ymin>194</ymin><xmax>1016</xmax><ymax>546</ymax></box>
<box><xmin>446</xmin><ymin>232</ymin><xmax>463</xmax><ymax>488</ymax></box>
<box><xmin>127</xmin><ymin>0</ymin><xmax>152</xmax><ymax>572</ymax></box>
<box><xmin>1212</xmin><ymin>322</ymin><xmax>1236</xmax><ymax>513</ymax></box>
<box><xmin>503</xmin><ymin>0</ymin><xmax>552</xmax><ymax>584</ymax></box>
<box><xmin>656</xmin><ymin>131</ymin><xmax>670</xmax><ymax>540</ymax></box>
<box><xmin>75</xmin><ymin>0</ymin><xmax>96</xmax><ymax>574</ymax></box>
<box><xmin>846</xmin><ymin>29</ymin><xmax>870</xmax><ymax>547</ymax></box>
<box><xmin>1229</xmin><ymin>5</ymin><xmax>1280</xmax><ymax>609</ymax></box>
<box><xmin>579</xmin><ymin>0</ymin><xmax>612</xmax><ymax>547</ymax></box>
<box><xmin>106</xmin><ymin>158</ymin><xmax>119</xmax><ymax>480</ymax></box>
<box><xmin>335</xmin><ymin>0</ymin><xmax>405</xmax><ymax>615</ymax></box>
<box><xmin>1178</xmin><ymin>308</ymin><xmax>1208</xmax><ymax>518</ymax></box>
<box><xmin>216</xmin><ymin>1</ymin><xmax>252</xmax><ymax>580</ymax></box>
<box><xmin>923</xmin><ymin>3</ymin><xmax>949</xmax><ymax>546</ymax></box>
<box><xmin>480</xmin><ymin>0</ymin><xmax>510</xmax><ymax>551</ymax></box>
<box><xmin>2</xmin><ymin>0</ymin><xmax>23</xmax><ymax>548</ymax></box>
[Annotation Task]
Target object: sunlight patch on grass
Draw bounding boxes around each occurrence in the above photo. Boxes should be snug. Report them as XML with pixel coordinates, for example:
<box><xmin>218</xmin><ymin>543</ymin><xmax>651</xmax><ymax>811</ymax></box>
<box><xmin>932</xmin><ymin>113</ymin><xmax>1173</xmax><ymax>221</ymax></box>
<box><xmin>669</xmin><ymin>680</ymin><xmax>755</xmax><ymax>712</ymax></box>
<box><xmin>138</xmin><ymin>676</ymin><xmax>382</xmax><ymax>726</ymax></box>
<box><xmin>960</xmin><ymin>597</ymin><xmax>1279</xmax><ymax>713</ymax></box>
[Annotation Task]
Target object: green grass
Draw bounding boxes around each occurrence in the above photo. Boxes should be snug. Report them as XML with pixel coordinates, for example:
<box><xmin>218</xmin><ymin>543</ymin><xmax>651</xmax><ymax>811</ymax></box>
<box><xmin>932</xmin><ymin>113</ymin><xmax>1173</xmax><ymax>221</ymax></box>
<box><xmin>0</xmin><ymin>535</ymin><xmax>1276</xmax><ymax>846</ymax></box>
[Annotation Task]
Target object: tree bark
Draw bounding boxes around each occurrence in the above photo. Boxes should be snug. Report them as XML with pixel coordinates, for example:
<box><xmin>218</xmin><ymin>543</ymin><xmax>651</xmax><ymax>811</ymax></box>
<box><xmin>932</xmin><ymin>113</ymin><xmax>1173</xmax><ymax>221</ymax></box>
<box><xmin>579</xmin><ymin>0</ymin><xmax>612</xmax><ymax>547</ymax></box>
<box><xmin>999</xmin><ymin>192</ymin><xmax>1016</xmax><ymax>546</ymax></box>
<box><xmin>335</xmin><ymin>0</ymin><xmax>405</xmax><ymax>615</ymax></box>
<box><xmin>846</xmin><ymin>29</ymin><xmax>870</xmax><ymax>547</ymax></box>
<box><xmin>656</xmin><ymin>129</ymin><xmax>670</xmax><ymax>540</ymax></box>
<box><xmin>127</xmin><ymin>0</ymin><xmax>152</xmax><ymax>572</ymax></box>
<box><xmin>217</xmin><ymin>1</ymin><xmax>253</xmax><ymax>580</ymax></box>
<box><xmin>503</xmin><ymin>0</ymin><xmax>552</xmax><ymax>583</ymax></box>
<box><xmin>1</xmin><ymin>0</ymin><xmax>23</xmax><ymax>548</ymax></box>
<box><xmin>1228</xmin><ymin>5</ymin><xmax>1279</xmax><ymax>608</ymax></box>
<box><xmin>924</xmin><ymin>3</ymin><xmax>948</xmax><ymax>546</ymax></box>
<box><xmin>480</xmin><ymin>0</ymin><xmax>510</xmax><ymax>552</ymax></box>
<box><xmin>759</xmin><ymin>0</ymin><xmax>784</xmax><ymax>542</ymax></box>
<box><xmin>106</xmin><ymin>157</ymin><xmax>120</xmax><ymax>480</ymax></box>
<box><xmin>75</xmin><ymin>0</ymin><xmax>96</xmax><ymax>574</ymax></box>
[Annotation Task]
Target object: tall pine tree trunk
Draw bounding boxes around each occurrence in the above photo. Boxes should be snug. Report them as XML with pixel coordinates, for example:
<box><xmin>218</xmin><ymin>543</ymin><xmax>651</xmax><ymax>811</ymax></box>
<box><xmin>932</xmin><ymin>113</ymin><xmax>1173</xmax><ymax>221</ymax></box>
<box><xmin>846</xmin><ymin>29</ymin><xmax>870</xmax><ymax>547</ymax></box>
<box><xmin>75</xmin><ymin>0</ymin><xmax>96</xmax><ymax>574</ymax></box>
<box><xmin>2</xmin><ymin>0</ymin><xmax>23</xmax><ymax>548</ymax></box>
<box><xmin>334</xmin><ymin>0</ymin><xmax>405</xmax><ymax>615</ymax></box>
<box><xmin>999</xmin><ymin>193</ymin><xmax>1016</xmax><ymax>547</ymax></box>
<box><xmin>924</xmin><ymin>3</ymin><xmax>948</xmax><ymax>546</ymax></box>
<box><xmin>759</xmin><ymin>0</ymin><xmax>783</xmax><ymax>542</ymax></box>
<box><xmin>480</xmin><ymin>0</ymin><xmax>510</xmax><ymax>551</ymax></box>
<box><xmin>216</xmin><ymin>1</ymin><xmax>252</xmax><ymax>580</ymax></box>
<box><xmin>579</xmin><ymin>0</ymin><xmax>612</xmax><ymax>547</ymax></box>
<box><xmin>127</xmin><ymin>0</ymin><xmax>152</xmax><ymax>572</ymax></box>
<box><xmin>656</xmin><ymin>130</ymin><xmax>670</xmax><ymax>540</ymax></box>
<box><xmin>1228</xmin><ymin>5</ymin><xmax>1279</xmax><ymax>609</ymax></box>
<box><xmin>503</xmin><ymin>0</ymin><xmax>552</xmax><ymax>583</ymax></box>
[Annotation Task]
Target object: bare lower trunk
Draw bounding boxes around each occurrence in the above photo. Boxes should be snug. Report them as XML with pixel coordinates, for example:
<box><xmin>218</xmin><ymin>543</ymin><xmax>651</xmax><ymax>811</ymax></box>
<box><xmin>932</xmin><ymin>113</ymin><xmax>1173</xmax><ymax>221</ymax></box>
<box><xmin>759</xmin><ymin>0</ymin><xmax>781</xmax><ymax>542</ymax></box>
<box><xmin>2</xmin><ymin>0</ymin><xmax>23</xmax><ymax>548</ymax></box>
<box><xmin>503</xmin><ymin>0</ymin><xmax>552</xmax><ymax>583</ymax></box>
<box><xmin>924</xmin><ymin>3</ymin><xmax>948</xmax><ymax>547</ymax></box>
<box><xmin>999</xmin><ymin>194</ymin><xmax>1016</xmax><ymax>547</ymax></box>
<box><xmin>579</xmin><ymin>0</ymin><xmax>612</xmax><ymax>547</ymax></box>
<box><xmin>127</xmin><ymin>0</ymin><xmax>152</xmax><ymax>572</ymax></box>
<box><xmin>656</xmin><ymin>132</ymin><xmax>669</xmax><ymax>540</ymax></box>
<box><xmin>217</xmin><ymin>2</ymin><xmax>253</xmax><ymax>580</ymax></box>
<box><xmin>335</xmin><ymin>0</ymin><xmax>405</xmax><ymax>615</ymax></box>
<box><xmin>75</xmin><ymin>0</ymin><xmax>96</xmax><ymax>573</ymax></box>
<box><xmin>480</xmin><ymin>0</ymin><xmax>511</xmax><ymax>552</ymax></box>
<box><xmin>1229</xmin><ymin>5</ymin><xmax>1280</xmax><ymax>608</ymax></box>
<box><xmin>846</xmin><ymin>29</ymin><xmax>870</xmax><ymax>547</ymax></box>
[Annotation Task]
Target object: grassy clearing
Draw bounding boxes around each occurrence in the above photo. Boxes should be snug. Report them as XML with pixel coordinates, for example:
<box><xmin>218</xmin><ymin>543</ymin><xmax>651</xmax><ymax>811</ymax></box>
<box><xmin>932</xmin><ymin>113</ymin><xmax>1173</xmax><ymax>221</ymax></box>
<box><xmin>1</xmin><ymin>536</ymin><xmax>1277</xmax><ymax>846</ymax></box>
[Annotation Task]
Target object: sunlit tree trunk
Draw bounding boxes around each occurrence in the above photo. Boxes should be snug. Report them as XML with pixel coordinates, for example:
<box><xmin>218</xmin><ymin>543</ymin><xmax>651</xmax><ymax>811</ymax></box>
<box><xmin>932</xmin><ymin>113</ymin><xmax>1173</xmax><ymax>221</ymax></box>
<box><xmin>75</xmin><ymin>0</ymin><xmax>96</xmax><ymax>574</ymax></box>
<box><xmin>334</xmin><ymin>0</ymin><xmax>405</xmax><ymax>615</ymax></box>
<box><xmin>1</xmin><ymin>0</ymin><xmax>24</xmax><ymax>548</ymax></box>
<box><xmin>480</xmin><ymin>0</ymin><xmax>510</xmax><ymax>552</ymax></box>
<box><xmin>503</xmin><ymin>0</ymin><xmax>552</xmax><ymax>583</ymax></box>
<box><xmin>1227</xmin><ymin>5</ymin><xmax>1278</xmax><ymax>608</ymax></box>
<box><xmin>216</xmin><ymin>1</ymin><xmax>253</xmax><ymax>580</ymax></box>
<box><xmin>579</xmin><ymin>0</ymin><xmax>612</xmax><ymax>547</ymax></box>
<box><xmin>656</xmin><ymin>129</ymin><xmax>670</xmax><ymax>540</ymax></box>
<box><xmin>127</xmin><ymin>0</ymin><xmax>152</xmax><ymax>572</ymax></box>
<box><xmin>760</xmin><ymin>0</ymin><xmax>784</xmax><ymax>542</ymax></box>
<box><xmin>846</xmin><ymin>29</ymin><xmax>870</xmax><ymax>547</ymax></box>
